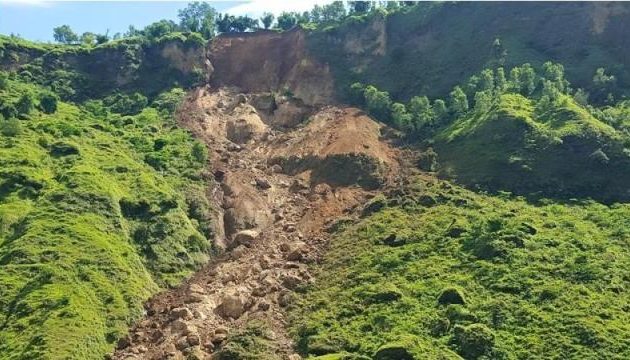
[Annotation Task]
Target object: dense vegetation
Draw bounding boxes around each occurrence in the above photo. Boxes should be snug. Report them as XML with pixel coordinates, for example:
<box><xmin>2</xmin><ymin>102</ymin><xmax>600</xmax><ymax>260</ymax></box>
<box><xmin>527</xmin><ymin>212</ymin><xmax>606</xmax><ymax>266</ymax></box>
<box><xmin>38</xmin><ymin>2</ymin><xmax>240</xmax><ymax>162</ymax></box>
<box><xmin>0</xmin><ymin>74</ymin><xmax>213</xmax><ymax>358</ymax></box>
<box><xmin>290</xmin><ymin>178</ymin><xmax>630</xmax><ymax>359</ymax></box>
<box><xmin>348</xmin><ymin>62</ymin><xmax>630</xmax><ymax>202</ymax></box>
<box><xmin>1</xmin><ymin>1</ymin><xmax>630</xmax><ymax>359</ymax></box>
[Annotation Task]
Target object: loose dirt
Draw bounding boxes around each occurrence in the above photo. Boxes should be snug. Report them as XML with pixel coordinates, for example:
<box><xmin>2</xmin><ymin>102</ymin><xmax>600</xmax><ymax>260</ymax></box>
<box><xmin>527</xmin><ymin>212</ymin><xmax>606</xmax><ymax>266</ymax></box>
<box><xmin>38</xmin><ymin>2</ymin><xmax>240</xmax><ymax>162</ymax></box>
<box><xmin>111</xmin><ymin>86</ymin><xmax>412</xmax><ymax>360</ymax></box>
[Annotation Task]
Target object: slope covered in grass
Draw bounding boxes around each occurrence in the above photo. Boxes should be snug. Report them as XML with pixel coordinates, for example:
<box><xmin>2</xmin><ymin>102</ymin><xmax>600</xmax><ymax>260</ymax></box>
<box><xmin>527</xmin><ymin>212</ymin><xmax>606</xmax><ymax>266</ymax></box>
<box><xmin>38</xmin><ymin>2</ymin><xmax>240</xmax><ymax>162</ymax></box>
<box><xmin>290</xmin><ymin>177</ymin><xmax>630</xmax><ymax>359</ymax></box>
<box><xmin>0</xmin><ymin>79</ymin><xmax>214</xmax><ymax>359</ymax></box>
<box><xmin>434</xmin><ymin>93</ymin><xmax>630</xmax><ymax>202</ymax></box>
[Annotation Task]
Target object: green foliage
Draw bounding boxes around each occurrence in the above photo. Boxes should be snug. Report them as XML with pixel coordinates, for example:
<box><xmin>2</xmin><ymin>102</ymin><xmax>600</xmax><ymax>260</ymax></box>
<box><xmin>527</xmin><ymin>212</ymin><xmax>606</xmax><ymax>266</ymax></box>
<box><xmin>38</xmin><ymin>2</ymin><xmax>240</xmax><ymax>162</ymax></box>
<box><xmin>178</xmin><ymin>1</ymin><xmax>217</xmax><ymax>38</ymax></box>
<box><xmin>0</xmin><ymin>118</ymin><xmax>21</xmax><ymax>137</ymax></box>
<box><xmin>0</xmin><ymin>80</ymin><xmax>213</xmax><ymax>359</ymax></box>
<box><xmin>39</xmin><ymin>92</ymin><xmax>58</xmax><ymax>114</ymax></box>
<box><xmin>363</xmin><ymin>85</ymin><xmax>392</xmax><ymax>120</ymax></box>
<box><xmin>53</xmin><ymin>25</ymin><xmax>79</xmax><ymax>44</ymax></box>
<box><xmin>290</xmin><ymin>178</ymin><xmax>630</xmax><ymax>359</ymax></box>
<box><xmin>16</xmin><ymin>93</ymin><xmax>34</xmax><ymax>116</ymax></box>
<box><xmin>449</xmin><ymin>86</ymin><xmax>469</xmax><ymax>115</ymax></box>
<box><xmin>103</xmin><ymin>92</ymin><xmax>148</xmax><ymax>115</ymax></box>
<box><xmin>260</xmin><ymin>12</ymin><xmax>275</xmax><ymax>30</ymax></box>
<box><xmin>214</xmin><ymin>321</ymin><xmax>280</xmax><ymax>360</ymax></box>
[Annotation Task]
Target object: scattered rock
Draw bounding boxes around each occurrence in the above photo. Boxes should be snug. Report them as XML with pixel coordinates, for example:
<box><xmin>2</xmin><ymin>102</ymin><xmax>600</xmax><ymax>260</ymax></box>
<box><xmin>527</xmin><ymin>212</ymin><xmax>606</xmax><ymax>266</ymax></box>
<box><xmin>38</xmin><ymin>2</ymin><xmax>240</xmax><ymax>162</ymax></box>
<box><xmin>117</xmin><ymin>336</ymin><xmax>131</xmax><ymax>350</ymax></box>
<box><xmin>189</xmin><ymin>284</ymin><xmax>205</xmax><ymax>294</ymax></box>
<box><xmin>313</xmin><ymin>183</ymin><xmax>331</xmax><ymax>195</ymax></box>
<box><xmin>216</xmin><ymin>293</ymin><xmax>248</xmax><ymax>319</ymax></box>
<box><xmin>187</xmin><ymin>333</ymin><xmax>201</xmax><ymax>346</ymax></box>
<box><xmin>170</xmin><ymin>307</ymin><xmax>194</xmax><ymax>321</ymax></box>
<box><xmin>186</xmin><ymin>293</ymin><xmax>205</xmax><ymax>303</ymax></box>
<box><xmin>281</xmin><ymin>274</ymin><xmax>303</xmax><ymax>290</ymax></box>
<box><xmin>286</xmin><ymin>242</ymin><xmax>308</xmax><ymax>261</ymax></box>
<box><xmin>279</xmin><ymin>243</ymin><xmax>291</xmax><ymax>252</ymax></box>
<box><xmin>171</xmin><ymin>320</ymin><xmax>196</xmax><ymax>335</ymax></box>
<box><xmin>226</xmin><ymin>142</ymin><xmax>242</xmax><ymax>152</ymax></box>
<box><xmin>255</xmin><ymin>177</ymin><xmax>272</xmax><ymax>189</ymax></box>
<box><xmin>269</xmin><ymin>164</ymin><xmax>283</xmax><ymax>173</ymax></box>
<box><xmin>231</xmin><ymin>245</ymin><xmax>248</xmax><ymax>259</ymax></box>
<box><xmin>258</xmin><ymin>300</ymin><xmax>271</xmax><ymax>311</ymax></box>
<box><xmin>175</xmin><ymin>336</ymin><xmax>190</xmax><ymax>351</ymax></box>
<box><xmin>233</xmin><ymin>229</ymin><xmax>258</xmax><ymax>247</ymax></box>
<box><xmin>211</xmin><ymin>333</ymin><xmax>228</xmax><ymax>344</ymax></box>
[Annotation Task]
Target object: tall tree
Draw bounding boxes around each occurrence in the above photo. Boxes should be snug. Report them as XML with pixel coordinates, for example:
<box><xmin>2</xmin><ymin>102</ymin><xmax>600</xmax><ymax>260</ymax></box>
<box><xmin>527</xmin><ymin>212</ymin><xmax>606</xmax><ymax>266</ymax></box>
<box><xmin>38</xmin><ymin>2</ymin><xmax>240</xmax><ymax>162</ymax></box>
<box><xmin>349</xmin><ymin>1</ymin><xmax>372</xmax><ymax>13</ymax></box>
<box><xmin>178</xmin><ymin>2</ymin><xmax>217</xmax><ymax>38</ymax></box>
<box><xmin>449</xmin><ymin>86</ymin><xmax>469</xmax><ymax>115</ymax></box>
<box><xmin>260</xmin><ymin>12</ymin><xmax>275</xmax><ymax>29</ymax></box>
<box><xmin>53</xmin><ymin>25</ymin><xmax>78</xmax><ymax>44</ymax></box>
<box><xmin>277</xmin><ymin>12</ymin><xmax>298</xmax><ymax>30</ymax></box>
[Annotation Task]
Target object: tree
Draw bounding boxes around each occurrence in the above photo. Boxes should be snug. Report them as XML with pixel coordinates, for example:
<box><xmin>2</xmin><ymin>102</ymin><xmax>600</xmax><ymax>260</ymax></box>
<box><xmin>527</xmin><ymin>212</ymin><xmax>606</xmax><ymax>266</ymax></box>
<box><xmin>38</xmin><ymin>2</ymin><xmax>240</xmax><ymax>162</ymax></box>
<box><xmin>95</xmin><ymin>31</ymin><xmax>110</xmax><ymax>44</ymax></box>
<box><xmin>143</xmin><ymin>20</ymin><xmax>177</xmax><ymax>40</ymax></box>
<box><xmin>231</xmin><ymin>16</ymin><xmax>258</xmax><ymax>32</ymax></box>
<box><xmin>178</xmin><ymin>2</ymin><xmax>217</xmax><ymax>38</ymax></box>
<box><xmin>408</xmin><ymin>95</ymin><xmax>434</xmax><ymax>128</ymax></box>
<box><xmin>349</xmin><ymin>1</ymin><xmax>372</xmax><ymax>13</ymax></box>
<box><xmin>592</xmin><ymin>67</ymin><xmax>616</xmax><ymax>104</ymax></box>
<box><xmin>519</xmin><ymin>63</ymin><xmax>536</xmax><ymax>95</ymax></box>
<box><xmin>16</xmin><ymin>93</ymin><xmax>34</xmax><ymax>116</ymax></box>
<box><xmin>53</xmin><ymin>25</ymin><xmax>78</xmax><ymax>44</ymax></box>
<box><xmin>478</xmin><ymin>69</ymin><xmax>494</xmax><ymax>92</ymax></box>
<box><xmin>39</xmin><ymin>93</ymin><xmax>58</xmax><ymax>114</ymax></box>
<box><xmin>0</xmin><ymin>71</ymin><xmax>8</xmax><ymax>90</ymax></box>
<box><xmin>80</xmin><ymin>32</ymin><xmax>96</xmax><ymax>46</ymax></box>
<box><xmin>260</xmin><ymin>12</ymin><xmax>275</xmax><ymax>29</ymax></box>
<box><xmin>433</xmin><ymin>99</ymin><xmax>448</xmax><ymax>123</ymax></box>
<box><xmin>474</xmin><ymin>91</ymin><xmax>493</xmax><ymax>112</ymax></box>
<box><xmin>216</xmin><ymin>14</ymin><xmax>235</xmax><ymax>33</ymax></box>
<box><xmin>321</xmin><ymin>1</ymin><xmax>347</xmax><ymax>22</ymax></box>
<box><xmin>277</xmin><ymin>12</ymin><xmax>298</xmax><ymax>30</ymax></box>
<box><xmin>449</xmin><ymin>86</ymin><xmax>469</xmax><ymax>115</ymax></box>
<box><xmin>542</xmin><ymin>62</ymin><xmax>568</xmax><ymax>93</ymax></box>
<box><xmin>390</xmin><ymin>102</ymin><xmax>412</xmax><ymax>130</ymax></box>
<box><xmin>363</xmin><ymin>85</ymin><xmax>392</xmax><ymax>120</ymax></box>
<box><xmin>349</xmin><ymin>82</ymin><xmax>366</xmax><ymax>105</ymax></box>
<box><xmin>495</xmin><ymin>67</ymin><xmax>507</xmax><ymax>93</ymax></box>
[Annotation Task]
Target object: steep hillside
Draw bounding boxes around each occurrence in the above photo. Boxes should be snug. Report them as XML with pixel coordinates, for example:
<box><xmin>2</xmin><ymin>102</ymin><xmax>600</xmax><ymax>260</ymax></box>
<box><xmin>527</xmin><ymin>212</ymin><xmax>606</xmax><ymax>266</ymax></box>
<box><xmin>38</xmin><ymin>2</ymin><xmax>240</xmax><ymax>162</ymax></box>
<box><xmin>435</xmin><ymin>93</ymin><xmax>630</xmax><ymax>202</ymax></box>
<box><xmin>0</xmin><ymin>79</ymin><xmax>214</xmax><ymax>358</ymax></box>
<box><xmin>290</xmin><ymin>177</ymin><xmax>630</xmax><ymax>359</ymax></box>
<box><xmin>0</xmin><ymin>33</ymin><xmax>209</xmax><ymax>101</ymax></box>
<box><xmin>306</xmin><ymin>2</ymin><xmax>630</xmax><ymax>100</ymax></box>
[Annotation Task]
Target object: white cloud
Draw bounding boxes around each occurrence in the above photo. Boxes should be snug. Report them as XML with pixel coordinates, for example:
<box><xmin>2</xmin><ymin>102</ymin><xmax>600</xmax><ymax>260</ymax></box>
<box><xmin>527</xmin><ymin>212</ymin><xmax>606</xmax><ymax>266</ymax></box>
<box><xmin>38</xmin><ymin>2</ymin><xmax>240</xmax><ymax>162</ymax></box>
<box><xmin>224</xmin><ymin>0</ymin><xmax>334</xmax><ymax>18</ymax></box>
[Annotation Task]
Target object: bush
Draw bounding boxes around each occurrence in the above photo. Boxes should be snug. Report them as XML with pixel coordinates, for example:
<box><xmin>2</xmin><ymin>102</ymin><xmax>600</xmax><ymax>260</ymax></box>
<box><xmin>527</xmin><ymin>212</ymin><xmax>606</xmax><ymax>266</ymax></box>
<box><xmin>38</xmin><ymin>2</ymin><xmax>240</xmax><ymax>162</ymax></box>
<box><xmin>103</xmin><ymin>92</ymin><xmax>148</xmax><ymax>115</ymax></box>
<box><xmin>1</xmin><ymin>118</ymin><xmax>21</xmax><ymax>137</ymax></box>
<box><xmin>39</xmin><ymin>93</ymin><xmax>59</xmax><ymax>114</ymax></box>
<box><xmin>16</xmin><ymin>93</ymin><xmax>34</xmax><ymax>116</ymax></box>
<box><xmin>0</xmin><ymin>71</ymin><xmax>8</xmax><ymax>90</ymax></box>
<box><xmin>452</xmin><ymin>324</ymin><xmax>495</xmax><ymax>359</ymax></box>
<box><xmin>438</xmin><ymin>287</ymin><xmax>466</xmax><ymax>306</ymax></box>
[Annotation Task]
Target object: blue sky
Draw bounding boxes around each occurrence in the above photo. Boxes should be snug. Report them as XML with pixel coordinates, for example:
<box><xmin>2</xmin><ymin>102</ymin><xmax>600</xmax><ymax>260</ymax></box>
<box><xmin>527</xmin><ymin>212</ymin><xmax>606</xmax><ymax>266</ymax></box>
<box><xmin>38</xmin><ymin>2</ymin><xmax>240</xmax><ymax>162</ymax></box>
<box><xmin>0</xmin><ymin>1</ymin><xmax>332</xmax><ymax>42</ymax></box>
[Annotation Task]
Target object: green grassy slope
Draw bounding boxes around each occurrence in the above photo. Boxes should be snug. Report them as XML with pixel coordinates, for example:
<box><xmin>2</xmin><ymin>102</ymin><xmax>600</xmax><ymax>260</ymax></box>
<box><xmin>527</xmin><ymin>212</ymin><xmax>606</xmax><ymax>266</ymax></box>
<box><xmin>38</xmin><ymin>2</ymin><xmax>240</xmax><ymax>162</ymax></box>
<box><xmin>290</xmin><ymin>178</ymin><xmax>630</xmax><ymax>359</ymax></box>
<box><xmin>434</xmin><ymin>93</ymin><xmax>630</xmax><ymax>202</ymax></box>
<box><xmin>0</xmin><ymin>79</ymin><xmax>213</xmax><ymax>359</ymax></box>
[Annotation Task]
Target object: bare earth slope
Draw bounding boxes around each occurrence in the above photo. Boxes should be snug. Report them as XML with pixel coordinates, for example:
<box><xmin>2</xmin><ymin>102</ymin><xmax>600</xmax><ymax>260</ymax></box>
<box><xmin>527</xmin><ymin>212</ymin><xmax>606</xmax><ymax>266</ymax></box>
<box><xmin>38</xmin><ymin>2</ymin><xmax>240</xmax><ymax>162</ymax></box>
<box><xmin>112</xmin><ymin>86</ymin><xmax>411</xmax><ymax>360</ymax></box>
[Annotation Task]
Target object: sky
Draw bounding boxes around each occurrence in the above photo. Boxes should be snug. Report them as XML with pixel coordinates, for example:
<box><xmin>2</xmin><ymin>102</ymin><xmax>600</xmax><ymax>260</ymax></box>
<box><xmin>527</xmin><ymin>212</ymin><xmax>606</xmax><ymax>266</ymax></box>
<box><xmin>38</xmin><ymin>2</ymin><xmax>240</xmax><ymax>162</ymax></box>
<box><xmin>0</xmin><ymin>0</ymin><xmax>333</xmax><ymax>42</ymax></box>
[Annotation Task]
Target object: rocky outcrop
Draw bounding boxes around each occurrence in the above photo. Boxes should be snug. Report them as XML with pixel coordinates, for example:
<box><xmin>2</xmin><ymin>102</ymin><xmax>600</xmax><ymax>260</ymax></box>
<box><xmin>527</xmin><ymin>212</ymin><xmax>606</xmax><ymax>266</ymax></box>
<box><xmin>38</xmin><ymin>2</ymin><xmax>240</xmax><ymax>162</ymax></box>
<box><xmin>207</xmin><ymin>29</ymin><xmax>335</xmax><ymax>106</ymax></box>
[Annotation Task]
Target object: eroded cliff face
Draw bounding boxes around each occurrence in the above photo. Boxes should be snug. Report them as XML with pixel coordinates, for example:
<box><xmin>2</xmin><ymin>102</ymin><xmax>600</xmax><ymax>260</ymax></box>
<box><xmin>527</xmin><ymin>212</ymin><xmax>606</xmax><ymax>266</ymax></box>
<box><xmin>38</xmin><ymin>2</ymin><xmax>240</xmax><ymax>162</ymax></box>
<box><xmin>207</xmin><ymin>29</ymin><xmax>335</xmax><ymax>106</ymax></box>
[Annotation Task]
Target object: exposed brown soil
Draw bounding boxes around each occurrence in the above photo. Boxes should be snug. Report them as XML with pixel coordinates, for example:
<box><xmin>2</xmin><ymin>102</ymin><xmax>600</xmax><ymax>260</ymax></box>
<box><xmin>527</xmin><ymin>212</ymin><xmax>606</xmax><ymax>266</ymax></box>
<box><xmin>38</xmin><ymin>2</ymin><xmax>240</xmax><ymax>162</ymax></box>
<box><xmin>111</xmin><ymin>86</ymin><xmax>412</xmax><ymax>360</ymax></box>
<box><xmin>208</xmin><ymin>29</ymin><xmax>334</xmax><ymax>106</ymax></box>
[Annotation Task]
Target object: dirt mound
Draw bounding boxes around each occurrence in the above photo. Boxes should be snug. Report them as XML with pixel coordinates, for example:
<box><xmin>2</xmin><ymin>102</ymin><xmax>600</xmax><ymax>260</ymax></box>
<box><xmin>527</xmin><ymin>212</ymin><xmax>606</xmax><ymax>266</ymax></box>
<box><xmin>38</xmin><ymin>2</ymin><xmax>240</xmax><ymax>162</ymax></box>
<box><xmin>112</xmin><ymin>87</ymin><xmax>410</xmax><ymax>360</ymax></box>
<box><xmin>268</xmin><ymin>107</ymin><xmax>399</xmax><ymax>190</ymax></box>
<box><xmin>208</xmin><ymin>29</ymin><xmax>334</xmax><ymax>106</ymax></box>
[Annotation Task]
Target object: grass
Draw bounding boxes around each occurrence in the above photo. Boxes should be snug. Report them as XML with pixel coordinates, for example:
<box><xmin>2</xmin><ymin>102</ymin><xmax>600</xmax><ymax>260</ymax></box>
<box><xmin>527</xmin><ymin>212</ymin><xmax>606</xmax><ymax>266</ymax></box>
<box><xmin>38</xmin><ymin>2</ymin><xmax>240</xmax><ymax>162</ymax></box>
<box><xmin>434</xmin><ymin>93</ymin><xmax>630</xmax><ymax>203</ymax></box>
<box><xmin>289</xmin><ymin>177</ymin><xmax>630</xmax><ymax>359</ymax></box>
<box><xmin>0</xmin><ymin>79</ymin><xmax>213</xmax><ymax>359</ymax></box>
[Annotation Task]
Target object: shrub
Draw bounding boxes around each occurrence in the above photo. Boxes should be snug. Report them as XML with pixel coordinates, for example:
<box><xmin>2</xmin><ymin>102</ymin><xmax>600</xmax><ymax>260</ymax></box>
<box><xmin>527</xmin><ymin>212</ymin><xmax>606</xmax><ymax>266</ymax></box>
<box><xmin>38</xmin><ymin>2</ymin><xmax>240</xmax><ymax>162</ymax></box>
<box><xmin>39</xmin><ymin>93</ymin><xmax>59</xmax><ymax>114</ymax></box>
<box><xmin>438</xmin><ymin>287</ymin><xmax>466</xmax><ymax>306</ymax></box>
<box><xmin>0</xmin><ymin>71</ymin><xmax>8</xmax><ymax>89</ymax></box>
<box><xmin>1</xmin><ymin>118</ymin><xmax>21</xmax><ymax>137</ymax></box>
<box><xmin>16</xmin><ymin>93</ymin><xmax>34</xmax><ymax>116</ymax></box>
<box><xmin>452</xmin><ymin>324</ymin><xmax>495</xmax><ymax>359</ymax></box>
